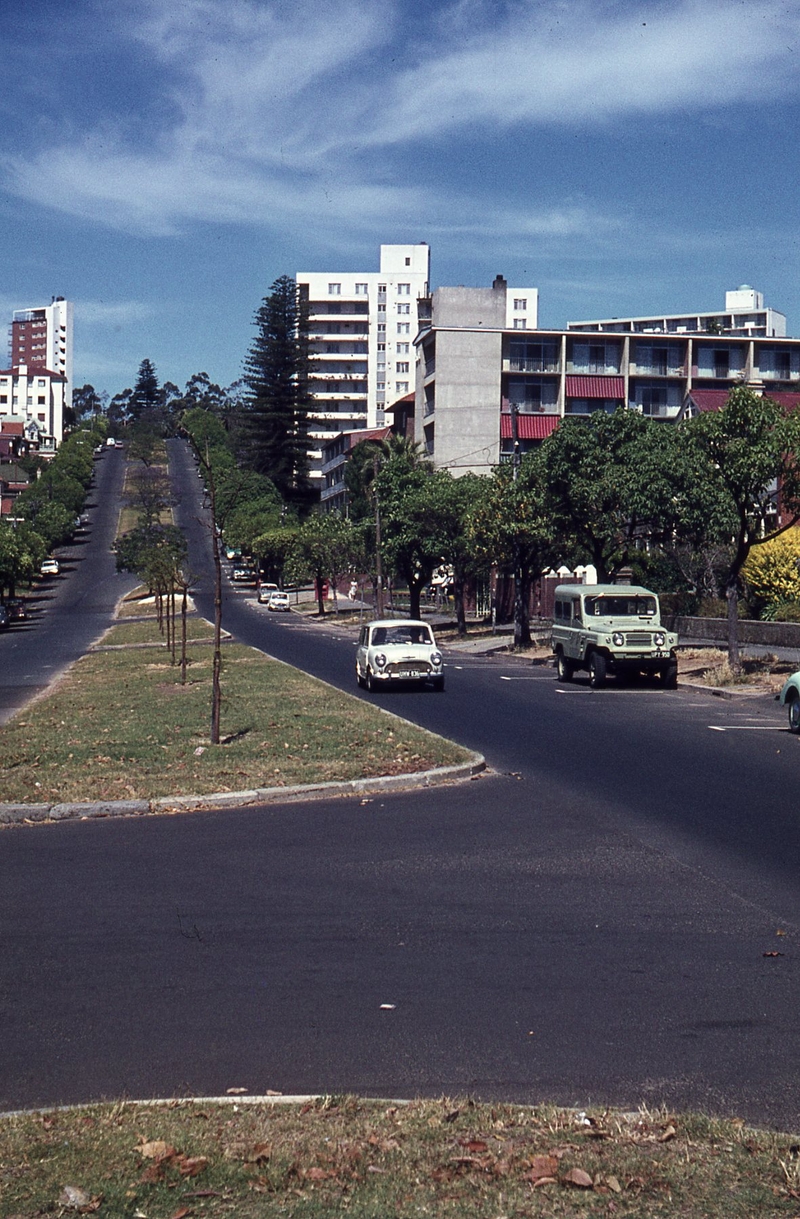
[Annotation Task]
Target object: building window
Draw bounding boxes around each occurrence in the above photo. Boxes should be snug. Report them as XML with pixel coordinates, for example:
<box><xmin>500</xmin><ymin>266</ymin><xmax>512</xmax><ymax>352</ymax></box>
<box><xmin>328</xmin><ymin>303</ymin><xmax>341</xmax><ymax>314</ymax></box>
<box><xmin>355</xmin><ymin>283</ymin><xmax>368</xmax><ymax>295</ymax></box>
<box><xmin>397</xmin><ymin>304</ymin><xmax>410</xmax><ymax>315</ymax></box>
<box><xmin>397</xmin><ymin>283</ymin><xmax>410</xmax><ymax>295</ymax></box>
<box><xmin>397</xmin><ymin>323</ymin><xmax>410</xmax><ymax>335</ymax></box>
<box><xmin>514</xmin><ymin>299</ymin><xmax>527</xmax><ymax>311</ymax></box>
<box><xmin>396</xmin><ymin>362</ymin><xmax>409</xmax><ymax>373</ymax></box>
<box><xmin>37</xmin><ymin>378</ymin><xmax>46</xmax><ymax>387</ymax></box>
<box><xmin>0</xmin><ymin>396</ymin><xmax>6</xmax><ymax>404</ymax></box>
<box><xmin>328</xmin><ymin>283</ymin><xmax>341</xmax><ymax>295</ymax></box>
<box><xmin>378</xmin><ymin>323</ymin><xmax>386</xmax><ymax>333</ymax></box>
<box><xmin>377</xmin><ymin>343</ymin><xmax>385</xmax><ymax>352</ymax></box>
<box><xmin>396</xmin><ymin>381</ymin><xmax>409</xmax><ymax>393</ymax></box>
<box><xmin>396</xmin><ymin>342</ymin><xmax>409</xmax><ymax>354</ymax></box>
<box><xmin>405</xmin><ymin>257</ymin><xmax>411</xmax><ymax>266</ymax></box>
<box><xmin>38</xmin><ymin>396</ymin><xmax>45</xmax><ymax>404</ymax></box>
<box><xmin>38</xmin><ymin>412</ymin><xmax>45</xmax><ymax>421</ymax></box>
<box><xmin>513</xmin><ymin>318</ymin><xmax>527</xmax><ymax>330</ymax></box>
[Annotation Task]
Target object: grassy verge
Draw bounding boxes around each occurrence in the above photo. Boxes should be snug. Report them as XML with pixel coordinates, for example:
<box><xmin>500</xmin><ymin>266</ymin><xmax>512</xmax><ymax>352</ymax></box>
<box><xmin>2</xmin><ymin>1096</ymin><xmax>799</xmax><ymax>1217</ymax></box>
<box><xmin>0</xmin><ymin>598</ymin><xmax>471</xmax><ymax>804</ymax></box>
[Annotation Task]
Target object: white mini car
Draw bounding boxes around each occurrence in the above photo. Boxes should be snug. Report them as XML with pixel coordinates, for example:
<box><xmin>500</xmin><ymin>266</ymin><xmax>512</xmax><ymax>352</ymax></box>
<box><xmin>257</xmin><ymin>582</ymin><xmax>279</xmax><ymax>604</ymax></box>
<box><xmin>40</xmin><ymin>558</ymin><xmax>60</xmax><ymax>576</ymax></box>
<box><xmin>779</xmin><ymin>670</ymin><xmax>800</xmax><ymax>733</ymax></box>
<box><xmin>355</xmin><ymin>619</ymin><xmax>444</xmax><ymax>692</ymax></box>
<box><xmin>266</xmin><ymin>591</ymin><xmax>290</xmax><ymax>612</ymax></box>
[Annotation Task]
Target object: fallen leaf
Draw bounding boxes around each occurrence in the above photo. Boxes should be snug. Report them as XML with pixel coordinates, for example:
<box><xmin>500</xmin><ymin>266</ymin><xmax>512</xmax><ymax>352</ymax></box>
<box><xmin>460</xmin><ymin>1139</ymin><xmax>488</xmax><ymax>1153</ymax></box>
<box><xmin>245</xmin><ymin>1143</ymin><xmax>272</xmax><ymax>1164</ymax></box>
<box><xmin>59</xmin><ymin>1186</ymin><xmax>91</xmax><ymax>1209</ymax></box>
<box><xmin>532</xmin><ymin>1176</ymin><xmax>558</xmax><ymax>1188</ymax></box>
<box><xmin>563</xmin><ymin>1167</ymin><xmax>594</xmax><ymax>1188</ymax></box>
<box><xmin>527</xmin><ymin>1155</ymin><xmax>559</xmax><ymax>1181</ymax></box>
<box><xmin>226</xmin><ymin>1086</ymin><xmax>248</xmax><ymax>1094</ymax></box>
<box><xmin>607</xmin><ymin>1175</ymin><xmax>622</xmax><ymax>1193</ymax></box>
<box><xmin>304</xmin><ymin>1166</ymin><xmax>333</xmax><ymax>1181</ymax></box>
<box><xmin>137</xmin><ymin>1140</ymin><xmax>177</xmax><ymax>1160</ymax></box>
<box><xmin>367</xmin><ymin>1165</ymin><xmax>387</xmax><ymax>1174</ymax></box>
<box><xmin>658</xmin><ymin>1125</ymin><xmax>677</xmax><ymax>1142</ymax></box>
<box><xmin>176</xmin><ymin>1156</ymin><xmax>209</xmax><ymax>1178</ymax></box>
<box><xmin>171</xmin><ymin>1209</ymin><xmax>194</xmax><ymax>1219</ymax></box>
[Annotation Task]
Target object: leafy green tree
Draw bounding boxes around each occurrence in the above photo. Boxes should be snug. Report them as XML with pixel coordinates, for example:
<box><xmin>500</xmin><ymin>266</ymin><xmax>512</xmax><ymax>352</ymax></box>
<box><xmin>242</xmin><ymin>275</ymin><xmax>312</xmax><ymax>507</ymax></box>
<box><xmin>414</xmin><ymin>471</ymin><xmax>491</xmax><ymax>635</ymax></box>
<box><xmin>541</xmin><ymin>409</ymin><xmax>679</xmax><ymax>580</ymax></box>
<box><xmin>0</xmin><ymin>521</ymin><xmax>46</xmax><ymax>598</ymax></box>
<box><xmin>287</xmin><ymin>513</ymin><xmax>359</xmax><ymax>614</ymax></box>
<box><xmin>72</xmin><ymin>384</ymin><xmax>107</xmax><ymax>419</ymax></box>
<box><xmin>129</xmin><ymin>359</ymin><xmax>163</xmax><ymax>421</ymax></box>
<box><xmin>471</xmin><ymin>453</ymin><xmax>558</xmax><ymax>645</ymax></box>
<box><xmin>252</xmin><ymin>523</ymin><xmax>299</xmax><ymax>586</ymax></box>
<box><xmin>679</xmin><ymin>387</ymin><xmax>800</xmax><ymax>667</ymax></box>
<box><xmin>376</xmin><ymin>447</ymin><xmax>450</xmax><ymax>620</ymax></box>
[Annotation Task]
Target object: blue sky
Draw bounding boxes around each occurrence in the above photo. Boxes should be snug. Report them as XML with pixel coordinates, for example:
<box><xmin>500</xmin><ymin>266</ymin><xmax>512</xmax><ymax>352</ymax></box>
<box><xmin>2</xmin><ymin>0</ymin><xmax>799</xmax><ymax>398</ymax></box>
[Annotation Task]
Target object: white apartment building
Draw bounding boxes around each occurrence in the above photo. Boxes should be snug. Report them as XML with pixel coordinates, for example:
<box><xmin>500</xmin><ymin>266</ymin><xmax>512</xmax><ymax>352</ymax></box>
<box><xmin>10</xmin><ymin>297</ymin><xmax>74</xmax><ymax>409</ymax></box>
<box><xmin>296</xmin><ymin>244</ymin><xmax>430</xmax><ymax>487</ymax></box>
<box><xmin>0</xmin><ymin>363</ymin><xmax>66</xmax><ymax>451</ymax></box>
<box><xmin>569</xmin><ymin>285</ymin><xmax>786</xmax><ymax>338</ymax></box>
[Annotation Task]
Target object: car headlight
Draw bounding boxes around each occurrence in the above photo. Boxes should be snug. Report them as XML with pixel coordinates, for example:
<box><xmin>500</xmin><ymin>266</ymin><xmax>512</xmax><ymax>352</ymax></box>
<box><xmin>612</xmin><ymin>632</ymin><xmax>625</xmax><ymax>647</ymax></box>
<box><xmin>374</xmin><ymin>652</ymin><xmax>387</xmax><ymax>668</ymax></box>
<box><xmin>654</xmin><ymin>632</ymin><xmax>665</xmax><ymax>647</ymax></box>
<box><xmin>430</xmin><ymin>650</ymin><xmax>442</xmax><ymax>667</ymax></box>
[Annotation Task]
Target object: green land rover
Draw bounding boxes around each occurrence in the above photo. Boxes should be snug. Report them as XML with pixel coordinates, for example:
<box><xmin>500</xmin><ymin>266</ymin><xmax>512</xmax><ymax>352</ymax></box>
<box><xmin>551</xmin><ymin>583</ymin><xmax>679</xmax><ymax>689</ymax></box>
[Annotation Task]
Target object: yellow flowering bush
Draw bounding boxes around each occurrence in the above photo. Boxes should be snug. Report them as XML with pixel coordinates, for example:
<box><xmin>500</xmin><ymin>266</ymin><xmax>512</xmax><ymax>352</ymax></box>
<box><xmin>742</xmin><ymin>528</ymin><xmax>800</xmax><ymax>607</ymax></box>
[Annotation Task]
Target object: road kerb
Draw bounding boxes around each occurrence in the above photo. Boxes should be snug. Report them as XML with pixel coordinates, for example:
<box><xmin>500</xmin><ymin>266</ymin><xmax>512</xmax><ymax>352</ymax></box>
<box><xmin>0</xmin><ymin>755</ymin><xmax>486</xmax><ymax>825</ymax></box>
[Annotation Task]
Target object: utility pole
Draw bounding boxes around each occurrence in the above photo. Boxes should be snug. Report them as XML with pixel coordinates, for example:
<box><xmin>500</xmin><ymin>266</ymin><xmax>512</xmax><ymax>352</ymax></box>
<box><xmin>373</xmin><ymin>453</ymin><xmax>385</xmax><ymax>617</ymax></box>
<box><xmin>510</xmin><ymin>405</ymin><xmax>525</xmax><ymax>648</ymax></box>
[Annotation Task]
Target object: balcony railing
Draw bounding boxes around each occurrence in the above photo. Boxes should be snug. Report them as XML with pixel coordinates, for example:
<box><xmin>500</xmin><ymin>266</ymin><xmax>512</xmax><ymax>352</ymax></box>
<box><xmin>508</xmin><ymin>358</ymin><xmax>560</xmax><ymax>373</ymax></box>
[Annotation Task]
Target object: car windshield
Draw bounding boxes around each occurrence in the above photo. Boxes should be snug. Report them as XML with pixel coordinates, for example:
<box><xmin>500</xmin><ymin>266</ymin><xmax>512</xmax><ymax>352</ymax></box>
<box><xmin>584</xmin><ymin>596</ymin><xmax>657</xmax><ymax>617</ymax></box>
<box><xmin>372</xmin><ymin>625</ymin><xmax>433</xmax><ymax>646</ymax></box>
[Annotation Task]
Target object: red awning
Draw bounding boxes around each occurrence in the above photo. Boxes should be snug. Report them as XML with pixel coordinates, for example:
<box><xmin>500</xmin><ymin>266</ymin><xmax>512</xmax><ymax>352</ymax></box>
<box><xmin>500</xmin><ymin>413</ymin><xmax>560</xmax><ymax>440</ymax></box>
<box><xmin>565</xmin><ymin>375</ymin><xmax>625</xmax><ymax>398</ymax></box>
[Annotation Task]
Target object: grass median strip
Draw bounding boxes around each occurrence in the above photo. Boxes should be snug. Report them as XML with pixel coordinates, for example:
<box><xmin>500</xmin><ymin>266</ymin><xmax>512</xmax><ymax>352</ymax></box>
<box><xmin>0</xmin><ymin>610</ymin><xmax>471</xmax><ymax>805</ymax></box>
<box><xmin>2</xmin><ymin>1096</ymin><xmax>799</xmax><ymax>1217</ymax></box>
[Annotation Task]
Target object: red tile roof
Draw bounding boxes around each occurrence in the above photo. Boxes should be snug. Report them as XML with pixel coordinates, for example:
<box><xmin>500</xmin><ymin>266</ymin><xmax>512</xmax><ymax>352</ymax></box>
<box><xmin>501</xmin><ymin>413</ymin><xmax>560</xmax><ymax>440</ymax></box>
<box><xmin>565</xmin><ymin>375</ymin><xmax>625</xmax><ymax>398</ymax></box>
<box><xmin>0</xmin><ymin>366</ymin><xmax>66</xmax><ymax>381</ymax></box>
<box><xmin>686</xmin><ymin>389</ymin><xmax>800</xmax><ymax>414</ymax></box>
<box><xmin>346</xmin><ymin>426</ymin><xmax>392</xmax><ymax>450</ymax></box>
<box><xmin>0</xmin><ymin>421</ymin><xmax>25</xmax><ymax>435</ymax></box>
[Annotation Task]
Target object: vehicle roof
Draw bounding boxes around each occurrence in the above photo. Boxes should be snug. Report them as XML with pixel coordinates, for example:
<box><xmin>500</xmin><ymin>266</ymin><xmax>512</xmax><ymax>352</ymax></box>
<box><xmin>553</xmin><ymin>583</ymin><xmax>658</xmax><ymax>598</ymax></box>
<box><xmin>365</xmin><ymin>619</ymin><xmax>432</xmax><ymax>629</ymax></box>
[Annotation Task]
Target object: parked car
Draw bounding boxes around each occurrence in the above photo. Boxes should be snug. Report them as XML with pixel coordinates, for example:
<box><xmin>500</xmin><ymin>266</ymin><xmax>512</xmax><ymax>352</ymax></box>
<box><xmin>355</xmin><ymin>619</ymin><xmax>444</xmax><ymax>692</ymax></box>
<box><xmin>0</xmin><ymin>605</ymin><xmax>10</xmax><ymax>630</ymax></box>
<box><xmin>266</xmin><ymin>591</ymin><xmax>291</xmax><ymax>612</ymax></box>
<box><xmin>40</xmin><ymin>558</ymin><xmax>60</xmax><ymax>576</ymax></box>
<box><xmin>551</xmin><ymin>583</ymin><xmax>678</xmax><ymax>689</ymax></box>
<box><xmin>225</xmin><ymin>546</ymin><xmax>242</xmax><ymax>561</ymax></box>
<box><xmin>231</xmin><ymin>563</ymin><xmax>257</xmax><ymax>583</ymax></box>
<box><xmin>5</xmin><ymin>598</ymin><xmax>28</xmax><ymax>622</ymax></box>
<box><xmin>779</xmin><ymin>671</ymin><xmax>800</xmax><ymax>732</ymax></box>
<box><xmin>257</xmin><ymin>582</ymin><xmax>279</xmax><ymax>604</ymax></box>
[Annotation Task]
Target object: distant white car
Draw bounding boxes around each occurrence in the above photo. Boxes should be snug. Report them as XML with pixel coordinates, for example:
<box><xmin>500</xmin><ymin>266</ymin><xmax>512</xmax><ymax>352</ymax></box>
<box><xmin>40</xmin><ymin>558</ymin><xmax>60</xmax><ymax>576</ymax></box>
<box><xmin>266</xmin><ymin>591</ymin><xmax>291</xmax><ymax>612</ymax></box>
<box><xmin>355</xmin><ymin>619</ymin><xmax>444</xmax><ymax>692</ymax></box>
<box><xmin>257</xmin><ymin>582</ymin><xmax>279</xmax><ymax>604</ymax></box>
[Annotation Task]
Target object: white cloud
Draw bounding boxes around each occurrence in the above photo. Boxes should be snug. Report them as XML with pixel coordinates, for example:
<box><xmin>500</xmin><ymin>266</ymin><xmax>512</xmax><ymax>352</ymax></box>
<box><xmin>2</xmin><ymin>0</ymin><xmax>799</xmax><ymax>241</ymax></box>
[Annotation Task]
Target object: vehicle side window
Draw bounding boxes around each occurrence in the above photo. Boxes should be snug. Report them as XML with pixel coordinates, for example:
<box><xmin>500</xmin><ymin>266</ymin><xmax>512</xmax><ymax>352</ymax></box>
<box><xmin>372</xmin><ymin>628</ymin><xmax>386</xmax><ymax>646</ymax></box>
<box><xmin>572</xmin><ymin>600</ymin><xmax>582</xmax><ymax>623</ymax></box>
<box><xmin>554</xmin><ymin>600</ymin><xmax>563</xmax><ymax>620</ymax></box>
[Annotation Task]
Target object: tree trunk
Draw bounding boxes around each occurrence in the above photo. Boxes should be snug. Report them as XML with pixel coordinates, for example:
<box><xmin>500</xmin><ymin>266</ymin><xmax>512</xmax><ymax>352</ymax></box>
<box><xmin>316</xmin><ymin>573</ymin><xmax>325</xmax><ymax>616</ymax></box>
<box><xmin>408</xmin><ymin>578</ymin><xmax>422</xmax><ymax>621</ymax></box>
<box><xmin>454</xmin><ymin>574</ymin><xmax>467</xmax><ymax>636</ymax></box>
<box><xmin>513</xmin><ymin>558</ymin><xmax>532</xmax><ymax>648</ymax></box>
<box><xmin>726</xmin><ymin>574</ymin><xmax>741</xmax><ymax>673</ymax></box>
<box><xmin>180</xmin><ymin>583</ymin><xmax>188</xmax><ymax>685</ymax></box>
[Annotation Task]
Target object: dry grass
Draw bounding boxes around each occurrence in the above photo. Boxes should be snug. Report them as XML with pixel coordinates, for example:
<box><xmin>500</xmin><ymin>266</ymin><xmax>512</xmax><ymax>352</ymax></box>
<box><xmin>0</xmin><ymin>609</ymin><xmax>471</xmax><ymax>805</ymax></box>
<box><xmin>677</xmin><ymin>648</ymin><xmax>795</xmax><ymax>692</ymax></box>
<box><xmin>2</xmin><ymin>1096</ymin><xmax>799</xmax><ymax>1217</ymax></box>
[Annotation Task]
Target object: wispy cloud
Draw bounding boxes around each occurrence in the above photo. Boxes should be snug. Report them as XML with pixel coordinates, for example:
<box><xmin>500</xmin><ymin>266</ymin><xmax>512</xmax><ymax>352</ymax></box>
<box><xmin>2</xmin><ymin>0</ymin><xmax>798</xmax><ymax>241</ymax></box>
<box><xmin>76</xmin><ymin>299</ymin><xmax>154</xmax><ymax>325</ymax></box>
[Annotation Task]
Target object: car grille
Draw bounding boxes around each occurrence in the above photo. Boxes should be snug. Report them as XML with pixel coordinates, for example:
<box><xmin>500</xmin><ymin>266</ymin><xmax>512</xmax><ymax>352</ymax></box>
<box><xmin>388</xmin><ymin>660</ymin><xmax>431</xmax><ymax>675</ymax></box>
<box><xmin>624</xmin><ymin>632</ymin><xmax>653</xmax><ymax>647</ymax></box>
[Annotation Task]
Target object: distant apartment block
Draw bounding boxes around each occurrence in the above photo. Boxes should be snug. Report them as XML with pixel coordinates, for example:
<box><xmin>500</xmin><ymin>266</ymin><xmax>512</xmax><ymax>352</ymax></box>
<box><xmin>0</xmin><ymin>363</ymin><xmax>66</xmax><ymax>453</ymax></box>
<box><xmin>10</xmin><ymin>297</ymin><xmax>73</xmax><ymax>409</ymax></box>
<box><xmin>296</xmin><ymin>245</ymin><xmax>430</xmax><ymax>488</ymax></box>
<box><xmin>413</xmin><ymin>281</ymin><xmax>800</xmax><ymax>474</ymax></box>
<box><xmin>568</xmin><ymin>285</ymin><xmax>786</xmax><ymax>338</ymax></box>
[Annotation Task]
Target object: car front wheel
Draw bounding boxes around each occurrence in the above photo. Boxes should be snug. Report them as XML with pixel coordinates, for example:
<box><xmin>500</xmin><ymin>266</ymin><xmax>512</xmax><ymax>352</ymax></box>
<box><xmin>431</xmin><ymin>675</ymin><xmax>445</xmax><ymax>692</ymax></box>
<box><xmin>661</xmin><ymin>660</ymin><xmax>678</xmax><ymax>689</ymax></box>
<box><xmin>788</xmin><ymin>693</ymin><xmax>800</xmax><ymax>734</ymax></box>
<box><xmin>589</xmin><ymin>652</ymin><xmax>607</xmax><ymax>689</ymax></box>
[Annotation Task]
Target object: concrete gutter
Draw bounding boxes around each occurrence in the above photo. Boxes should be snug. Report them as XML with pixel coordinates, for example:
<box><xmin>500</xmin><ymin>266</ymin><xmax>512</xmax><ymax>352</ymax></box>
<box><xmin>0</xmin><ymin>755</ymin><xmax>486</xmax><ymax>826</ymax></box>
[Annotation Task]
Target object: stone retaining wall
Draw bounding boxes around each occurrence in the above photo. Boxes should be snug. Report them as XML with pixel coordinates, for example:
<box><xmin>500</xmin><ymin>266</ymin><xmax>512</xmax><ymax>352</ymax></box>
<box><xmin>667</xmin><ymin>616</ymin><xmax>800</xmax><ymax>649</ymax></box>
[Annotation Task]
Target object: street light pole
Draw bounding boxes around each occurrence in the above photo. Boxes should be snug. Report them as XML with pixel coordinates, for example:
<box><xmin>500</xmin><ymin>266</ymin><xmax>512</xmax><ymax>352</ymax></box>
<box><xmin>510</xmin><ymin>405</ymin><xmax>525</xmax><ymax>648</ymax></box>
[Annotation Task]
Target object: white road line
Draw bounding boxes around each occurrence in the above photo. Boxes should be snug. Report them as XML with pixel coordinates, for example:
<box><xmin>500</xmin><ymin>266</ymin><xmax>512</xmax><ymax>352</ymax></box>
<box><xmin>708</xmin><ymin>725</ymin><xmax>786</xmax><ymax>732</ymax></box>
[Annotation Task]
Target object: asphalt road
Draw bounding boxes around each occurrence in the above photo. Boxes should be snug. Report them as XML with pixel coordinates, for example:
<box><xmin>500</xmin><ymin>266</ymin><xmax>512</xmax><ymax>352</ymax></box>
<box><xmin>0</xmin><ymin>447</ymin><xmax>136</xmax><ymax>724</ymax></box>
<box><xmin>2</xmin><ymin>439</ymin><xmax>800</xmax><ymax>1130</ymax></box>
